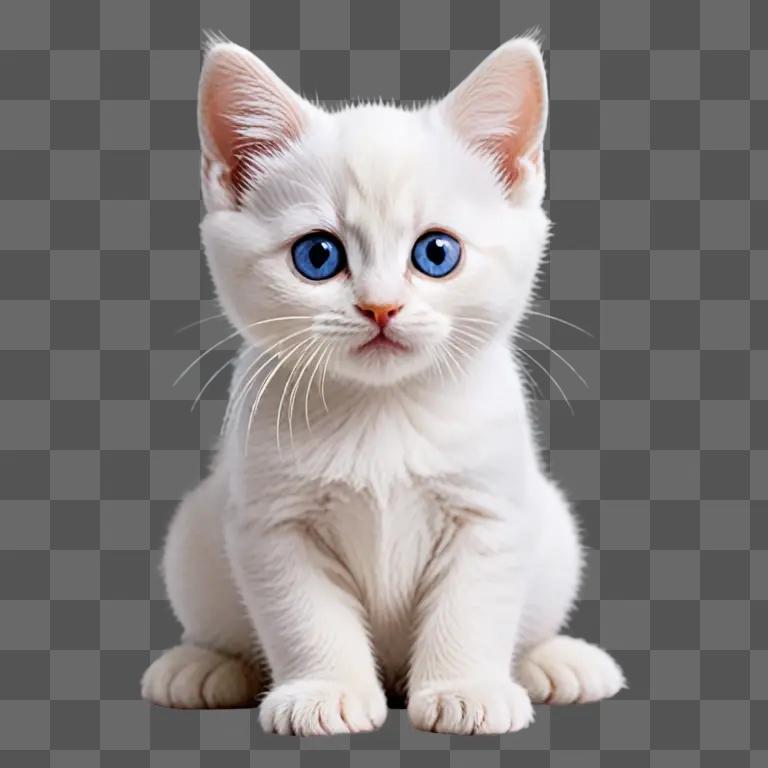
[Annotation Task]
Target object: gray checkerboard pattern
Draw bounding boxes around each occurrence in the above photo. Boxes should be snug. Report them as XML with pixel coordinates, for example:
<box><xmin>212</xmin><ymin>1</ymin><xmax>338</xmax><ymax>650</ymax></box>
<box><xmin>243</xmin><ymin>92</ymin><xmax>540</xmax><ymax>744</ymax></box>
<box><xmin>0</xmin><ymin>0</ymin><xmax>765</xmax><ymax>764</ymax></box>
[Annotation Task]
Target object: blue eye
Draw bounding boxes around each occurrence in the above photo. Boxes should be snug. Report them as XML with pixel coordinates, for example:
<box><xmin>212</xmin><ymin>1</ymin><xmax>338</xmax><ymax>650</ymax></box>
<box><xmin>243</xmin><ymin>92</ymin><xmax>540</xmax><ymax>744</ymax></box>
<box><xmin>411</xmin><ymin>231</ymin><xmax>461</xmax><ymax>278</ymax></box>
<box><xmin>292</xmin><ymin>232</ymin><xmax>346</xmax><ymax>281</ymax></box>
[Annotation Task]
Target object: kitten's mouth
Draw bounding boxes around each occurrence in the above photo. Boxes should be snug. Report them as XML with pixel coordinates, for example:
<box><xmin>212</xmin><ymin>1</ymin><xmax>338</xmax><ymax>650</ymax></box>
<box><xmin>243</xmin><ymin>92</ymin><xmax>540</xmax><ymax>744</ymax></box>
<box><xmin>357</xmin><ymin>332</ymin><xmax>409</xmax><ymax>354</ymax></box>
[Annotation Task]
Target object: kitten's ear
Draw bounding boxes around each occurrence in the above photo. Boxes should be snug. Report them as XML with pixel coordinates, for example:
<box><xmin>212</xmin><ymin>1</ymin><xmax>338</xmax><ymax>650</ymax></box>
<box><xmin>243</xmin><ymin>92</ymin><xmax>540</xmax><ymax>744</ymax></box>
<box><xmin>198</xmin><ymin>41</ymin><xmax>315</xmax><ymax>210</ymax></box>
<box><xmin>438</xmin><ymin>37</ymin><xmax>548</xmax><ymax>202</ymax></box>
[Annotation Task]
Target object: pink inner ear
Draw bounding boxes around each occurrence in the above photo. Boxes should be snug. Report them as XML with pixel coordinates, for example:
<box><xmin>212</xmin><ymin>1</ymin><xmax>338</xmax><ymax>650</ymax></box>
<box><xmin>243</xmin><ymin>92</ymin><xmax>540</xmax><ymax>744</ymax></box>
<box><xmin>212</xmin><ymin>116</ymin><xmax>284</xmax><ymax>203</ymax></box>
<box><xmin>443</xmin><ymin>40</ymin><xmax>547</xmax><ymax>194</ymax></box>
<box><xmin>487</xmin><ymin>134</ymin><xmax>522</xmax><ymax>187</ymax></box>
<box><xmin>199</xmin><ymin>44</ymin><xmax>305</xmax><ymax>205</ymax></box>
<box><xmin>482</xmin><ymin>79</ymin><xmax>544</xmax><ymax>188</ymax></box>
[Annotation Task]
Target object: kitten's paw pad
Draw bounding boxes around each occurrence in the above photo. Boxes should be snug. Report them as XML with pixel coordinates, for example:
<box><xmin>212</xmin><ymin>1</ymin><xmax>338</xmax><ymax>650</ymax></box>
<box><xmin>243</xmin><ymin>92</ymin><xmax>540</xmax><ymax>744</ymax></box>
<box><xmin>408</xmin><ymin>679</ymin><xmax>534</xmax><ymax>734</ymax></box>
<box><xmin>517</xmin><ymin>636</ymin><xmax>626</xmax><ymax>705</ymax></box>
<box><xmin>141</xmin><ymin>645</ymin><xmax>259</xmax><ymax>709</ymax></box>
<box><xmin>259</xmin><ymin>679</ymin><xmax>388</xmax><ymax>736</ymax></box>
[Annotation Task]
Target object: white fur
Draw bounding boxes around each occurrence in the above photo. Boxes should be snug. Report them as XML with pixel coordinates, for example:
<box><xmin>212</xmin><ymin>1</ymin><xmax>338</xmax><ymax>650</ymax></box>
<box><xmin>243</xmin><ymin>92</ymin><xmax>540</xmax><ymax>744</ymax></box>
<box><xmin>142</xmin><ymin>37</ymin><xmax>625</xmax><ymax>735</ymax></box>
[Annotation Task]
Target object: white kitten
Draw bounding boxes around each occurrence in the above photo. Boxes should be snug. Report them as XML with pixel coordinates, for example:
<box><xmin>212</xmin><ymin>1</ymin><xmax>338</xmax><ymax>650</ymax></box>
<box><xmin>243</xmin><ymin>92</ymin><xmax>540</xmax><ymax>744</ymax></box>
<box><xmin>141</xmin><ymin>36</ymin><xmax>625</xmax><ymax>735</ymax></box>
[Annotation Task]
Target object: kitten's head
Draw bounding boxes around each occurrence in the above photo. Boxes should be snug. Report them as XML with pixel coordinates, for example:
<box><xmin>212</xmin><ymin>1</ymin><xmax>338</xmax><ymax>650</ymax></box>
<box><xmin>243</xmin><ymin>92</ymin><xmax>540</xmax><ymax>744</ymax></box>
<box><xmin>198</xmin><ymin>37</ymin><xmax>549</xmax><ymax>388</ymax></box>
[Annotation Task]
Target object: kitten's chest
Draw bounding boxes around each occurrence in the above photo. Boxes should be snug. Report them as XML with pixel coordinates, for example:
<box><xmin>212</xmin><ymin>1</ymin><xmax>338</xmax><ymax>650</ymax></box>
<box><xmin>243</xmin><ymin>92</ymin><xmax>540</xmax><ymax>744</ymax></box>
<box><xmin>332</xmin><ymin>482</ymin><xmax>434</xmax><ymax>595</ymax></box>
<box><xmin>327</xmin><ymin>481</ymin><xmax>438</xmax><ymax>680</ymax></box>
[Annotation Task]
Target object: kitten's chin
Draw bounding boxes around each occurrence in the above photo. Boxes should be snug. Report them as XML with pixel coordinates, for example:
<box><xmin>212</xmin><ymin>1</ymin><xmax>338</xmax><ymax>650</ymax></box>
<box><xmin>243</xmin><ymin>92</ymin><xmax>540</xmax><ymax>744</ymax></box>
<box><xmin>331</xmin><ymin>345</ymin><xmax>435</xmax><ymax>388</ymax></box>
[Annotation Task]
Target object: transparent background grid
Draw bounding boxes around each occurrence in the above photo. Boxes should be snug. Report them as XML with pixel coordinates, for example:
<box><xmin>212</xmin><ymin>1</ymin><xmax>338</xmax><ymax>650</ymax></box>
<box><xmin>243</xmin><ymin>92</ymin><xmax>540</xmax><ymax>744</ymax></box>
<box><xmin>0</xmin><ymin>0</ymin><xmax>766</xmax><ymax>765</ymax></box>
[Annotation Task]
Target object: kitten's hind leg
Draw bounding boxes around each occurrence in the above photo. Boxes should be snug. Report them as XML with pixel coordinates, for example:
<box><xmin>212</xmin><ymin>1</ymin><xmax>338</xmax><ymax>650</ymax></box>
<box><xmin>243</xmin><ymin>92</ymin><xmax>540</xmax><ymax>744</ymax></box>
<box><xmin>142</xmin><ymin>470</ymin><xmax>264</xmax><ymax>708</ymax></box>
<box><xmin>142</xmin><ymin>645</ymin><xmax>262</xmax><ymax>709</ymax></box>
<box><xmin>516</xmin><ymin>635</ymin><xmax>625</xmax><ymax>705</ymax></box>
<box><xmin>514</xmin><ymin>479</ymin><xmax>624</xmax><ymax>704</ymax></box>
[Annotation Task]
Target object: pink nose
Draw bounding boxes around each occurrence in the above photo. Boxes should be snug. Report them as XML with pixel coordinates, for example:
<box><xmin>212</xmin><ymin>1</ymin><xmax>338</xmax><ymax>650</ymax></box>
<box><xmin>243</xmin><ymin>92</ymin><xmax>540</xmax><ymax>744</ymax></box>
<box><xmin>355</xmin><ymin>302</ymin><xmax>403</xmax><ymax>329</ymax></box>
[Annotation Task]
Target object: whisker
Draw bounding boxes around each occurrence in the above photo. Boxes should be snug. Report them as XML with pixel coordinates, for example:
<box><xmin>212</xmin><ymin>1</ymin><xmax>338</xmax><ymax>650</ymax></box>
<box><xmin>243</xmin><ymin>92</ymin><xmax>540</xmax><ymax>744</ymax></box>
<box><xmin>428</xmin><ymin>346</ymin><xmax>448</xmax><ymax>387</ymax></box>
<box><xmin>223</xmin><ymin>330</ymin><xmax>315</xmax><ymax>437</ymax></box>
<box><xmin>224</xmin><ymin>355</ymin><xmax>278</xmax><ymax>439</ymax></box>
<box><xmin>190</xmin><ymin>355</ymin><xmax>234</xmax><ymax>412</ymax></box>
<box><xmin>455</xmin><ymin>315</ymin><xmax>496</xmax><ymax>327</ymax></box>
<box><xmin>174</xmin><ymin>328</ymin><xmax>243</xmax><ymax>387</ymax></box>
<box><xmin>437</xmin><ymin>348</ymin><xmax>451</xmax><ymax>386</ymax></box>
<box><xmin>443</xmin><ymin>345</ymin><xmax>464</xmax><ymax>384</ymax></box>
<box><xmin>174</xmin><ymin>315</ymin><xmax>313</xmax><ymax>387</ymax></box>
<box><xmin>526</xmin><ymin>310</ymin><xmax>593</xmax><ymax>338</ymax></box>
<box><xmin>445</xmin><ymin>335</ymin><xmax>472</xmax><ymax>360</ymax></box>
<box><xmin>245</xmin><ymin>337</ymin><xmax>316</xmax><ymax>456</ymax></box>
<box><xmin>288</xmin><ymin>341</ymin><xmax>324</xmax><ymax>447</ymax></box>
<box><xmin>319</xmin><ymin>345</ymin><xmax>335</xmax><ymax>412</ymax></box>
<box><xmin>449</xmin><ymin>331</ymin><xmax>483</xmax><ymax>356</ymax></box>
<box><xmin>517</xmin><ymin>347</ymin><xmax>574</xmax><ymax>414</ymax></box>
<box><xmin>175</xmin><ymin>311</ymin><xmax>229</xmax><ymax>335</ymax></box>
<box><xmin>275</xmin><ymin>343</ymin><xmax>311</xmax><ymax>454</ymax></box>
<box><xmin>516</xmin><ymin>330</ymin><xmax>588</xmax><ymax>389</ymax></box>
<box><xmin>221</xmin><ymin>327</ymin><xmax>314</xmax><ymax>434</ymax></box>
<box><xmin>452</xmin><ymin>325</ymin><xmax>493</xmax><ymax>349</ymax></box>
<box><xmin>454</xmin><ymin>328</ymin><xmax>549</xmax><ymax>399</ymax></box>
<box><xmin>304</xmin><ymin>342</ymin><xmax>331</xmax><ymax>432</ymax></box>
<box><xmin>514</xmin><ymin>350</ymin><xmax>544</xmax><ymax>399</ymax></box>
<box><xmin>310</xmin><ymin>328</ymin><xmax>366</xmax><ymax>339</ymax></box>
<box><xmin>446</xmin><ymin>337</ymin><xmax>477</xmax><ymax>374</ymax></box>
<box><xmin>276</xmin><ymin>339</ymin><xmax>318</xmax><ymax>453</ymax></box>
<box><xmin>440</xmin><ymin>341</ymin><xmax>464</xmax><ymax>383</ymax></box>
<box><xmin>314</xmin><ymin>318</ymin><xmax>368</xmax><ymax>331</ymax></box>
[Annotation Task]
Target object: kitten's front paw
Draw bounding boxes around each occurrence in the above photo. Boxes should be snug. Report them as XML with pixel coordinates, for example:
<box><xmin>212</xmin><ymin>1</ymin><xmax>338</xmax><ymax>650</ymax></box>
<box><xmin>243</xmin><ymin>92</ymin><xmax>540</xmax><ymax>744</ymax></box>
<box><xmin>259</xmin><ymin>679</ymin><xmax>388</xmax><ymax>736</ymax></box>
<box><xmin>408</xmin><ymin>678</ymin><xmax>533</xmax><ymax>734</ymax></box>
<box><xmin>516</xmin><ymin>635</ymin><xmax>626</xmax><ymax>705</ymax></box>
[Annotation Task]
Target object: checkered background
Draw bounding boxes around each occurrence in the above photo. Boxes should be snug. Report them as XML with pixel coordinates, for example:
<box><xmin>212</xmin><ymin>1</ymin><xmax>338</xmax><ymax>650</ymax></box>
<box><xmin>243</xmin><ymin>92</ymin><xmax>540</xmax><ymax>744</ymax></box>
<box><xmin>0</xmin><ymin>0</ymin><xmax>765</xmax><ymax>765</ymax></box>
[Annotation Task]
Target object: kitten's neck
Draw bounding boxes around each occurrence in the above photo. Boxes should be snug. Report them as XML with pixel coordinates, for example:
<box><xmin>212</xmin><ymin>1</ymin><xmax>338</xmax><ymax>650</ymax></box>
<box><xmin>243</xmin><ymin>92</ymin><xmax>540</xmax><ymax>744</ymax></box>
<box><xmin>229</xmin><ymin>335</ymin><xmax>523</xmax><ymax>439</ymax></box>
<box><xmin>224</xmin><ymin>335</ymin><xmax>530</xmax><ymax>498</ymax></box>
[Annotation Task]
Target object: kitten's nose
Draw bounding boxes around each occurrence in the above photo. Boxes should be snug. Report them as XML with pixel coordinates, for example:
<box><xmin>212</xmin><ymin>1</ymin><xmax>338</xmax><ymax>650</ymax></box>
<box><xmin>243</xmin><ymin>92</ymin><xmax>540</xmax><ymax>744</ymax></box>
<box><xmin>355</xmin><ymin>302</ymin><xmax>403</xmax><ymax>328</ymax></box>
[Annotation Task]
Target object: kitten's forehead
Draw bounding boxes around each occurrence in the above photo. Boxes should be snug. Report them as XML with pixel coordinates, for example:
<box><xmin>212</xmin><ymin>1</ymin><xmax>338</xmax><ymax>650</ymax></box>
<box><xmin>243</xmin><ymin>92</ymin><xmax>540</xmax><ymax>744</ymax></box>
<box><xmin>336</xmin><ymin>105</ymin><xmax>427</xmax><ymax>233</ymax></box>
<box><xmin>250</xmin><ymin>100</ymin><xmax>508</xmax><ymax>259</ymax></box>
